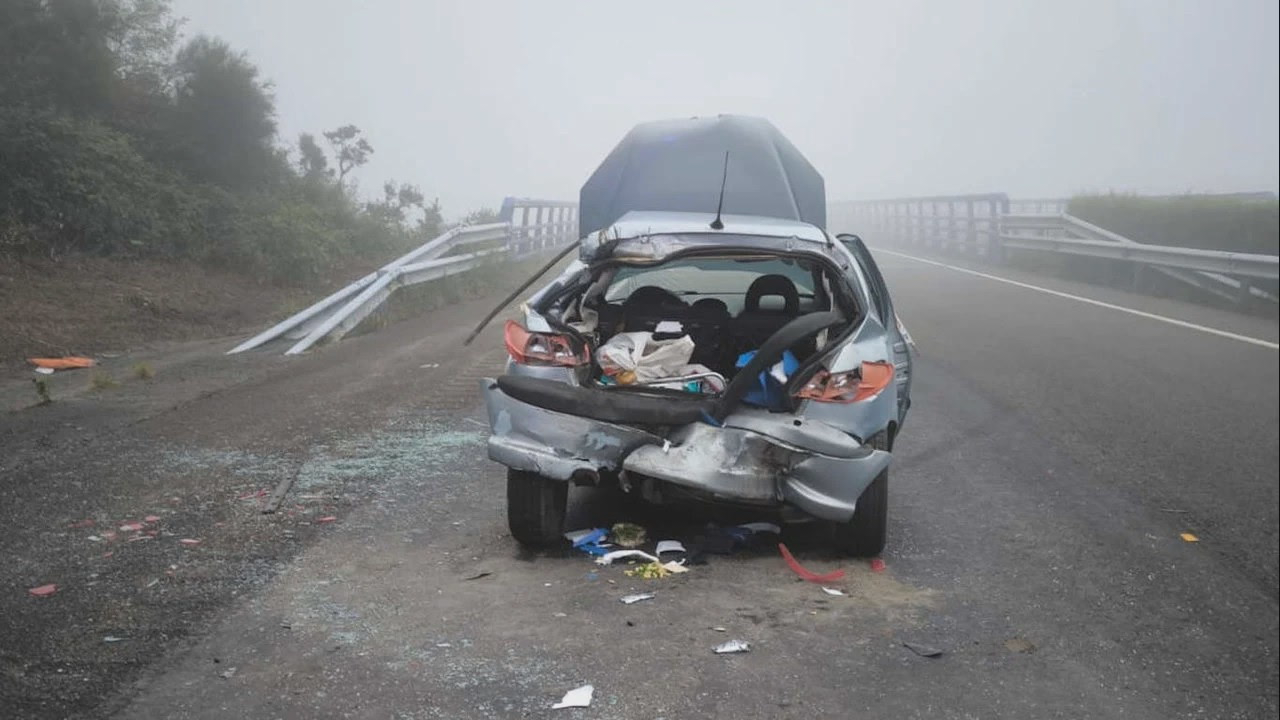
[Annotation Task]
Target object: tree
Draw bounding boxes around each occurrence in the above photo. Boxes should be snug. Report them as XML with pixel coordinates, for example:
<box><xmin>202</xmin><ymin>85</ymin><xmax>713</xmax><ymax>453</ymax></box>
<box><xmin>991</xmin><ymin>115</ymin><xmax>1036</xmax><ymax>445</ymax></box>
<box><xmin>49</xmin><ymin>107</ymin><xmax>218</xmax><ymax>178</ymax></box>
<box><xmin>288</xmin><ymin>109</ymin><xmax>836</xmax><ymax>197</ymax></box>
<box><xmin>296</xmin><ymin>132</ymin><xmax>330</xmax><ymax>180</ymax></box>
<box><xmin>169</xmin><ymin>35</ymin><xmax>277</xmax><ymax>187</ymax></box>
<box><xmin>323</xmin><ymin>124</ymin><xmax>373</xmax><ymax>186</ymax></box>
<box><xmin>103</xmin><ymin>0</ymin><xmax>183</xmax><ymax>90</ymax></box>
<box><xmin>462</xmin><ymin>207</ymin><xmax>499</xmax><ymax>225</ymax></box>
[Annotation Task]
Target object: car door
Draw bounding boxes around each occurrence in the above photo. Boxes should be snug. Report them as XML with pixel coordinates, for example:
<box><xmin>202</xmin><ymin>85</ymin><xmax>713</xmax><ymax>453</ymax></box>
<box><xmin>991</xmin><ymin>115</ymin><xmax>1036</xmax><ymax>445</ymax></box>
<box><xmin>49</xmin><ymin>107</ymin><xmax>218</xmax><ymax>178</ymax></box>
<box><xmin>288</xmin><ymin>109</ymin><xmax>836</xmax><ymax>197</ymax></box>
<box><xmin>836</xmin><ymin>233</ymin><xmax>913</xmax><ymax>426</ymax></box>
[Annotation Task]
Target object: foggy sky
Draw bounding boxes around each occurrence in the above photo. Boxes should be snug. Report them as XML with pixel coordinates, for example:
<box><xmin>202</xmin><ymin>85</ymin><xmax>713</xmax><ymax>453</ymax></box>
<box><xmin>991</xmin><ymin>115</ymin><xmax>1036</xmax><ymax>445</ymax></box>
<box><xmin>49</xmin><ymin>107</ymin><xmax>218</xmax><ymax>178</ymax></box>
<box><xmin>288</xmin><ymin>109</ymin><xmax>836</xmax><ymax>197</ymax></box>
<box><xmin>171</xmin><ymin>0</ymin><xmax>1279</xmax><ymax>217</ymax></box>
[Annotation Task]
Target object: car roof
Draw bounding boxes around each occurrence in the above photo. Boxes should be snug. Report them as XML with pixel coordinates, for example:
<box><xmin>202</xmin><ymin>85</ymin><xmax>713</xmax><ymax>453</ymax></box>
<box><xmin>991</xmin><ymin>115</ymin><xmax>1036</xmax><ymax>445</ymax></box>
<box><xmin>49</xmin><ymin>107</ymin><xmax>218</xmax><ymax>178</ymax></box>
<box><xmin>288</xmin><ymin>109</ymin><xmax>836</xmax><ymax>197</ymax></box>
<box><xmin>596</xmin><ymin>211</ymin><xmax>829</xmax><ymax>244</ymax></box>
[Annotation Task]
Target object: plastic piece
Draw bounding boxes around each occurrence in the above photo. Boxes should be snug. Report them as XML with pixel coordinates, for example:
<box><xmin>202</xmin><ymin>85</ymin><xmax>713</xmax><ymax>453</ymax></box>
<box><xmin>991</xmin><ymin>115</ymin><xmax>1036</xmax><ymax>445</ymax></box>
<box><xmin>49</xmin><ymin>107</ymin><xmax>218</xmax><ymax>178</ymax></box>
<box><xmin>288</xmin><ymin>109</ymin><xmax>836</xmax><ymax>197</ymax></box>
<box><xmin>869</xmin><ymin>557</ymin><xmax>886</xmax><ymax>572</ymax></box>
<box><xmin>28</xmin><ymin>357</ymin><xmax>95</xmax><ymax>370</ymax></box>
<box><xmin>552</xmin><ymin>684</ymin><xmax>594</xmax><ymax>709</ymax></box>
<box><xmin>620</xmin><ymin>592</ymin><xmax>655</xmax><ymax>604</ymax></box>
<box><xmin>28</xmin><ymin>584</ymin><xmax>58</xmax><ymax>597</ymax></box>
<box><xmin>597</xmin><ymin>332</ymin><xmax>695</xmax><ymax>385</ymax></box>
<box><xmin>713</xmin><ymin>639</ymin><xmax>751</xmax><ymax>654</ymax></box>
<box><xmin>595</xmin><ymin>549</ymin><xmax>661</xmax><ymax>566</ymax></box>
<box><xmin>735</xmin><ymin>350</ymin><xmax>799</xmax><ymax>409</ymax></box>
<box><xmin>655</xmin><ymin>540</ymin><xmax>686</xmax><ymax>555</ymax></box>
<box><xmin>778</xmin><ymin>543</ymin><xmax>845</xmax><ymax>583</ymax></box>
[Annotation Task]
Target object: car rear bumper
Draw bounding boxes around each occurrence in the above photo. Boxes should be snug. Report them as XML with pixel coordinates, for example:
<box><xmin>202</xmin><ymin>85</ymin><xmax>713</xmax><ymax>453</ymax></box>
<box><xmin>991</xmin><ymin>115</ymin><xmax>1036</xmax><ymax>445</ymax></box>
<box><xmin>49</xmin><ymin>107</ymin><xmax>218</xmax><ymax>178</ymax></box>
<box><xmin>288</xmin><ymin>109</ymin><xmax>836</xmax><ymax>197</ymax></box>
<box><xmin>482</xmin><ymin>378</ymin><xmax>890</xmax><ymax>522</ymax></box>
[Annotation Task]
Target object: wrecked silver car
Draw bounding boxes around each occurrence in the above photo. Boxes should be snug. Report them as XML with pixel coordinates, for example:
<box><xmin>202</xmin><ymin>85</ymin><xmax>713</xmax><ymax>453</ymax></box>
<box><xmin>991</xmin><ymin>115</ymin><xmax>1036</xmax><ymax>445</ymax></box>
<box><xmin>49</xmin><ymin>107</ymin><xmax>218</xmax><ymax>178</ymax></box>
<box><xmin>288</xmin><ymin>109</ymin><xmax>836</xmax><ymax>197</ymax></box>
<box><xmin>478</xmin><ymin>116</ymin><xmax>912</xmax><ymax>556</ymax></box>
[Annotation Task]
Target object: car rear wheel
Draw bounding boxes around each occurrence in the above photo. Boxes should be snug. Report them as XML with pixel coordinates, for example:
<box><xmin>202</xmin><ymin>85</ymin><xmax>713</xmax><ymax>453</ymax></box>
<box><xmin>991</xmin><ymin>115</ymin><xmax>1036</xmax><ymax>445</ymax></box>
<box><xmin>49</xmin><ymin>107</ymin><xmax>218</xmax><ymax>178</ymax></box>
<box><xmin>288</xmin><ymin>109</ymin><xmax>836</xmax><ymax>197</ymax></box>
<box><xmin>507</xmin><ymin>469</ymin><xmax>568</xmax><ymax>546</ymax></box>
<box><xmin>833</xmin><ymin>432</ymin><xmax>889</xmax><ymax>557</ymax></box>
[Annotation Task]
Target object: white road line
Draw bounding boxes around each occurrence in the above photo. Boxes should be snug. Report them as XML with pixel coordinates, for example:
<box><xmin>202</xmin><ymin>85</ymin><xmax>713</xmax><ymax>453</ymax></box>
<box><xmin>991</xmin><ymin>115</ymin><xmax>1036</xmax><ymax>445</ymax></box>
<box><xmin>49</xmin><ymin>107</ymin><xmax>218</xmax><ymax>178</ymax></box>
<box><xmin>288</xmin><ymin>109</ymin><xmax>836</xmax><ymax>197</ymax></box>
<box><xmin>877</xmin><ymin>248</ymin><xmax>1280</xmax><ymax>351</ymax></box>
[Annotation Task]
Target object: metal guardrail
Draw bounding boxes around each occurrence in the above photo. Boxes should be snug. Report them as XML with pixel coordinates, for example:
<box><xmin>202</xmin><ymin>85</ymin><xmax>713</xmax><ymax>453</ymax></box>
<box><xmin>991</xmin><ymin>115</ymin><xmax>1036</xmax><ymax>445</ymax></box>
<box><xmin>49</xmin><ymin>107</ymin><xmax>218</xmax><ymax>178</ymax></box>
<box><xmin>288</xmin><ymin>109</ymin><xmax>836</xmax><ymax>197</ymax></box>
<box><xmin>229</xmin><ymin>199</ymin><xmax>578</xmax><ymax>355</ymax></box>
<box><xmin>835</xmin><ymin>196</ymin><xmax>1279</xmax><ymax>303</ymax></box>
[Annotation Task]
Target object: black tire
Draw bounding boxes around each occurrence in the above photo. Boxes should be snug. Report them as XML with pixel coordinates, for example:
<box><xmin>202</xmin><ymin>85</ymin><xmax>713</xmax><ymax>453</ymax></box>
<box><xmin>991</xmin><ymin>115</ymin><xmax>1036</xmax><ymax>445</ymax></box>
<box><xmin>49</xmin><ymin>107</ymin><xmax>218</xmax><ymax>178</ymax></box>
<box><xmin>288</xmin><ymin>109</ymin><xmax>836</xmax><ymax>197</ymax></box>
<box><xmin>833</xmin><ymin>432</ymin><xmax>890</xmax><ymax>557</ymax></box>
<box><xmin>507</xmin><ymin>469</ymin><xmax>568</xmax><ymax>546</ymax></box>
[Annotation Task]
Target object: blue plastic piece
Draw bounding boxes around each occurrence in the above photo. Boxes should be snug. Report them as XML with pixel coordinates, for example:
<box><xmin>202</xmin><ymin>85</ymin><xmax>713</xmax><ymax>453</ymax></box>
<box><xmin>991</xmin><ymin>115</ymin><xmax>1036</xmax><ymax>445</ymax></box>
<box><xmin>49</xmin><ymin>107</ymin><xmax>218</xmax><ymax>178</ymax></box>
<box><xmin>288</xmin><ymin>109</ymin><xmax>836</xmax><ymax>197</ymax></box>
<box><xmin>572</xmin><ymin>528</ymin><xmax>608</xmax><ymax>548</ymax></box>
<box><xmin>735</xmin><ymin>349</ymin><xmax>799</xmax><ymax>409</ymax></box>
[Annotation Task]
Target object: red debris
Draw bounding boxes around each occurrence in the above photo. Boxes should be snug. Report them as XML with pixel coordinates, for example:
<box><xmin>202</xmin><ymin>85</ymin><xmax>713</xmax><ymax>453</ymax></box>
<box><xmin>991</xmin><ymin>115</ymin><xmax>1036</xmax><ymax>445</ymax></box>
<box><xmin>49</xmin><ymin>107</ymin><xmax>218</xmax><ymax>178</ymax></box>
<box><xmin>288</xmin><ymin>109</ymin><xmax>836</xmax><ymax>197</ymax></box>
<box><xmin>179</xmin><ymin>538</ymin><xmax>201</xmax><ymax>546</ymax></box>
<box><xmin>102</xmin><ymin>552</ymin><xmax>114</xmax><ymax>559</ymax></box>
<box><xmin>144</xmin><ymin>515</ymin><xmax>161</xmax><ymax>523</ymax></box>
<box><xmin>778</xmin><ymin>543</ymin><xmax>845</xmax><ymax>583</ymax></box>
<box><xmin>316</xmin><ymin>516</ymin><xmax>338</xmax><ymax>524</ymax></box>
<box><xmin>869</xmin><ymin>557</ymin><xmax>886</xmax><ymax>573</ymax></box>
<box><xmin>119</xmin><ymin>522</ymin><xmax>144</xmax><ymax>532</ymax></box>
<box><xmin>237</xmin><ymin>489</ymin><xmax>268</xmax><ymax>501</ymax></box>
<box><xmin>69</xmin><ymin>519</ymin><xmax>95</xmax><ymax>529</ymax></box>
<box><xmin>28</xmin><ymin>584</ymin><xmax>58</xmax><ymax>597</ymax></box>
<box><xmin>146</xmin><ymin>530</ymin><xmax>158</xmax><ymax>537</ymax></box>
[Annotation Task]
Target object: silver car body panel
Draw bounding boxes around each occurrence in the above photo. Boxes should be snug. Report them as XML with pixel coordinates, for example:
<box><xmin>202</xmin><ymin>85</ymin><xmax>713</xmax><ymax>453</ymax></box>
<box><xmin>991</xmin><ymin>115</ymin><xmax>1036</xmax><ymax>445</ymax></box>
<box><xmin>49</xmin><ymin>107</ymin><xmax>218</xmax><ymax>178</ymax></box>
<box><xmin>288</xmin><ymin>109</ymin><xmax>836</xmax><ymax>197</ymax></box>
<box><xmin>484</xmin><ymin>379</ymin><xmax>891</xmax><ymax>522</ymax></box>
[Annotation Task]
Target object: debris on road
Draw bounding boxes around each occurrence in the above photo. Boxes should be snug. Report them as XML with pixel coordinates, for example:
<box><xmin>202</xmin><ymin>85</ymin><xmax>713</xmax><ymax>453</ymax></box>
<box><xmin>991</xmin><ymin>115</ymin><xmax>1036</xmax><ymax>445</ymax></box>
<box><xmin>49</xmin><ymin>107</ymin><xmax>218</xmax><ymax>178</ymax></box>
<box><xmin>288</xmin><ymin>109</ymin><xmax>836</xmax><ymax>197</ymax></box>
<box><xmin>779</xmin><ymin>543</ymin><xmax>845</xmax><ymax>583</ymax></box>
<box><xmin>821</xmin><ymin>587</ymin><xmax>846</xmax><ymax>596</ymax></box>
<box><xmin>1004</xmin><ymin>637</ymin><xmax>1036</xmax><ymax>654</ymax></box>
<box><xmin>714</xmin><ymin>640</ymin><xmax>751</xmax><ymax>654</ymax></box>
<box><xmin>611</xmin><ymin>522</ymin><xmax>647</xmax><ymax>548</ymax></box>
<box><xmin>903</xmin><ymin>641</ymin><xmax>944</xmax><ymax>658</ymax></box>
<box><xmin>103</xmin><ymin>636</ymin><xmax>126</xmax><ymax>643</ymax></box>
<box><xmin>179</xmin><ymin>538</ymin><xmax>201</xmax><ymax>546</ymax></box>
<box><xmin>262</xmin><ymin>473</ymin><xmax>297</xmax><ymax>515</ymax></box>
<box><xmin>738</xmin><ymin>522</ymin><xmax>781</xmax><ymax>535</ymax></box>
<box><xmin>869</xmin><ymin>557</ymin><xmax>886</xmax><ymax>573</ymax></box>
<box><xmin>463</xmin><ymin>571</ymin><xmax>492</xmax><ymax>581</ymax></box>
<box><xmin>144</xmin><ymin>515</ymin><xmax>161</xmax><ymax>523</ymax></box>
<box><xmin>595</xmin><ymin>549</ymin><xmax>660</xmax><ymax>566</ymax></box>
<box><xmin>566</xmin><ymin>527</ymin><xmax>610</xmax><ymax>556</ymax></box>
<box><xmin>28</xmin><ymin>584</ymin><xmax>58</xmax><ymax>597</ymax></box>
<box><xmin>219</xmin><ymin>667</ymin><xmax>238</xmax><ymax>680</ymax></box>
<box><xmin>551</xmin><ymin>684</ymin><xmax>594</xmax><ymax>709</ymax></box>
<box><xmin>28</xmin><ymin>356</ymin><xmax>96</xmax><ymax>370</ymax></box>
<box><xmin>656</xmin><ymin>540</ymin><xmax>687</xmax><ymax>555</ymax></box>
<box><xmin>1180</xmin><ymin>532</ymin><xmax>1199</xmax><ymax>543</ymax></box>
<box><xmin>69</xmin><ymin>519</ymin><xmax>95</xmax><ymax>529</ymax></box>
<box><xmin>316</xmin><ymin>516</ymin><xmax>338</xmax><ymax>524</ymax></box>
<box><xmin>34</xmin><ymin>366</ymin><xmax>55</xmax><ymax>375</ymax></box>
<box><xmin>237</xmin><ymin>489</ymin><xmax>268</xmax><ymax>501</ymax></box>
<box><xmin>626</xmin><ymin>562</ymin><xmax>669</xmax><ymax>579</ymax></box>
<box><xmin>119</xmin><ymin>522</ymin><xmax>144</xmax><ymax>532</ymax></box>
<box><xmin>712</xmin><ymin>626</ymin><xmax>727</xmax><ymax>632</ymax></box>
<box><xmin>620</xmin><ymin>592</ymin><xmax>655</xmax><ymax>604</ymax></box>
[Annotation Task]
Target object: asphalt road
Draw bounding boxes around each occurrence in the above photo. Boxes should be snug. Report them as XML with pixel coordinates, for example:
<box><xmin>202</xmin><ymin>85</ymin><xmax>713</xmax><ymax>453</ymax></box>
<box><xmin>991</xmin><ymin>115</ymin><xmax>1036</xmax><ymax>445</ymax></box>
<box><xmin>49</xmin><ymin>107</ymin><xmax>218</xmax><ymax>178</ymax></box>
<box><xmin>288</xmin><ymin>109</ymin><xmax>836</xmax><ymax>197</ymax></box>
<box><xmin>2</xmin><ymin>250</ymin><xmax>1276</xmax><ymax>719</ymax></box>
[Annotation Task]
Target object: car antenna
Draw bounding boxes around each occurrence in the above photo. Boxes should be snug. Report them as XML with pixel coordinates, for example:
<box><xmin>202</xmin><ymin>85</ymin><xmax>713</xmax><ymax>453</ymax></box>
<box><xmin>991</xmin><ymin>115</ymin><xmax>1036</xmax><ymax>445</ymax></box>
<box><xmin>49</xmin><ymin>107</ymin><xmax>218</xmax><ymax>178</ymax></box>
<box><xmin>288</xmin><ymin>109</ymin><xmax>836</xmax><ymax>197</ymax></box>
<box><xmin>710</xmin><ymin>151</ymin><xmax>729</xmax><ymax>230</ymax></box>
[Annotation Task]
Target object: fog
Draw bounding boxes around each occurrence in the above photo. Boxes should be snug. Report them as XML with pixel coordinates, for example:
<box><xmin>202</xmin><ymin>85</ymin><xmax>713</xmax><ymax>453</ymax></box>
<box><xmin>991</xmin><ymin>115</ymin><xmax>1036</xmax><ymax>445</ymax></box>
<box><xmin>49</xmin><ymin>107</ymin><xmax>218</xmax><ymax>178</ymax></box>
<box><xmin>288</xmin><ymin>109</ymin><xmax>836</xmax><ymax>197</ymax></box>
<box><xmin>171</xmin><ymin>0</ymin><xmax>1279</xmax><ymax>216</ymax></box>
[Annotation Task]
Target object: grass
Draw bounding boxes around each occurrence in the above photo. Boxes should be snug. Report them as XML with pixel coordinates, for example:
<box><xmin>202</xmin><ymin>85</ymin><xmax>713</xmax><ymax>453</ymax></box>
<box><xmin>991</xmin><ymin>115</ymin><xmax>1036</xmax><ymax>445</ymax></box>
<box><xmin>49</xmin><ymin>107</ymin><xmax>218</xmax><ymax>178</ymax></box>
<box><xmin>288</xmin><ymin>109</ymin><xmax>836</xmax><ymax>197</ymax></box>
<box><xmin>1067</xmin><ymin>193</ymin><xmax>1278</xmax><ymax>255</ymax></box>
<box><xmin>133</xmin><ymin>362</ymin><xmax>155</xmax><ymax>380</ymax></box>
<box><xmin>89</xmin><ymin>371</ymin><xmax>119</xmax><ymax>390</ymax></box>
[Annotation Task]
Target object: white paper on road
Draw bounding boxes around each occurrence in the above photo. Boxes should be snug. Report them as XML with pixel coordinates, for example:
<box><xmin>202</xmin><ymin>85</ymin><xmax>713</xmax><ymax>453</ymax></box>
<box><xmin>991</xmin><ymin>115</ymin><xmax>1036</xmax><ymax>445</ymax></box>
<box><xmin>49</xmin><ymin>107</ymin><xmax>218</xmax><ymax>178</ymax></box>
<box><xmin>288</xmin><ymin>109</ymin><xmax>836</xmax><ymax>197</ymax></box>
<box><xmin>552</xmin><ymin>684</ymin><xmax>594</xmax><ymax>709</ymax></box>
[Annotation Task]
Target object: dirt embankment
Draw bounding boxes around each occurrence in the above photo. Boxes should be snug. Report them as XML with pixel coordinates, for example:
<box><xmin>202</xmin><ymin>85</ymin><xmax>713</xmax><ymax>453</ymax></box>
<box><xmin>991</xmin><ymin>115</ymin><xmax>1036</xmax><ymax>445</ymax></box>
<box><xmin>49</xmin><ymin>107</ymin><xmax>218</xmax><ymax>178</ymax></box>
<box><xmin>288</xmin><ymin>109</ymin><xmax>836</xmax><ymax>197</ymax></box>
<box><xmin>0</xmin><ymin>255</ymin><xmax>359</xmax><ymax>371</ymax></box>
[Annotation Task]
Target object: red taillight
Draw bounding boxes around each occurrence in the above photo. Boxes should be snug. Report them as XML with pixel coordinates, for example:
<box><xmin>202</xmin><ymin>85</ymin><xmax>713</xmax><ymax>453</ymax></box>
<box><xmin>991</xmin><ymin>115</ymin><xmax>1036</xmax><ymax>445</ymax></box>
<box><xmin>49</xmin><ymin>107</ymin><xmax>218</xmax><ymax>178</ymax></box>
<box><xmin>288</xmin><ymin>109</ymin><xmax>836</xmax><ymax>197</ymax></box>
<box><xmin>795</xmin><ymin>361</ymin><xmax>894</xmax><ymax>403</ymax></box>
<box><xmin>504</xmin><ymin>320</ymin><xmax>585</xmax><ymax>367</ymax></box>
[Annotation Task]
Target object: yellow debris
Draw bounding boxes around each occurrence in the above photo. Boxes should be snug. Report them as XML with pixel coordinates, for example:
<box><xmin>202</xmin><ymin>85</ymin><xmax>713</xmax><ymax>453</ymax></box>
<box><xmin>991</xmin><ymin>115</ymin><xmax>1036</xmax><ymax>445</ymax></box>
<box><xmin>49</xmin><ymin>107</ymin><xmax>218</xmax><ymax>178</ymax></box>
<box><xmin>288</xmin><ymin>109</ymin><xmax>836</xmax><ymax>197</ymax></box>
<box><xmin>1180</xmin><ymin>532</ymin><xmax>1199</xmax><ymax>543</ymax></box>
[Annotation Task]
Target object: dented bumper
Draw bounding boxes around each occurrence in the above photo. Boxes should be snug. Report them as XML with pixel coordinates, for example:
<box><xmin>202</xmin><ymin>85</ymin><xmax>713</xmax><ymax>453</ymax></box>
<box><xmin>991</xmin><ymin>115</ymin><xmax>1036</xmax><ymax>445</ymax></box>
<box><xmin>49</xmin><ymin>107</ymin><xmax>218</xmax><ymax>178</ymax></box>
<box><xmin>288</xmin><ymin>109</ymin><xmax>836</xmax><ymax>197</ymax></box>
<box><xmin>483</xmin><ymin>379</ymin><xmax>890</xmax><ymax>522</ymax></box>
